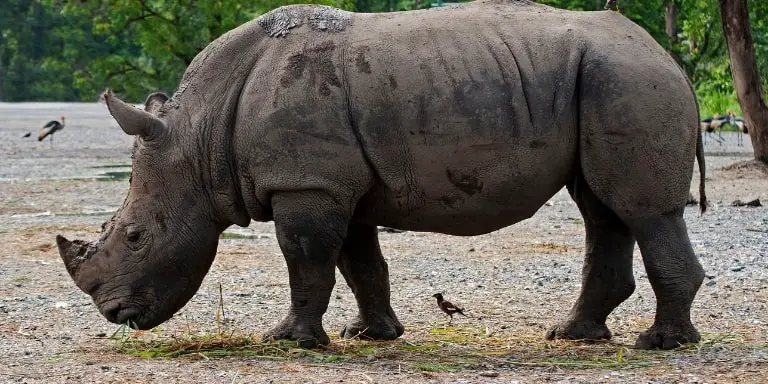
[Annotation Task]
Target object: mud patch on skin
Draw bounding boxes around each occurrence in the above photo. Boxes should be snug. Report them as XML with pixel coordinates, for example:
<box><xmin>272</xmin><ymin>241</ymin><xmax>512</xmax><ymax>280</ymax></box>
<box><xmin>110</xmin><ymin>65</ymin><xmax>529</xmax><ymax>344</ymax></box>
<box><xmin>445</xmin><ymin>169</ymin><xmax>483</xmax><ymax>196</ymax></box>
<box><xmin>388</xmin><ymin>74</ymin><xmax>398</xmax><ymax>89</ymax></box>
<box><xmin>309</xmin><ymin>6</ymin><xmax>352</xmax><ymax>32</ymax></box>
<box><xmin>280</xmin><ymin>54</ymin><xmax>308</xmax><ymax>87</ymax></box>
<box><xmin>279</xmin><ymin>41</ymin><xmax>342</xmax><ymax>96</ymax></box>
<box><xmin>355</xmin><ymin>49</ymin><xmax>371</xmax><ymax>74</ymax></box>
<box><xmin>257</xmin><ymin>7</ymin><xmax>304</xmax><ymax>37</ymax></box>
<box><xmin>258</xmin><ymin>5</ymin><xmax>352</xmax><ymax>37</ymax></box>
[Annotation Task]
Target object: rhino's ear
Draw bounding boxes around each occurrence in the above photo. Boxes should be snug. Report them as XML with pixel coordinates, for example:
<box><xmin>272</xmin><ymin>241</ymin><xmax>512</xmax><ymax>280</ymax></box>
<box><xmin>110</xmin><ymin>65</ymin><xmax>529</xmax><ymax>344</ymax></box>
<box><xmin>102</xmin><ymin>89</ymin><xmax>167</xmax><ymax>139</ymax></box>
<box><xmin>143</xmin><ymin>92</ymin><xmax>169</xmax><ymax>115</ymax></box>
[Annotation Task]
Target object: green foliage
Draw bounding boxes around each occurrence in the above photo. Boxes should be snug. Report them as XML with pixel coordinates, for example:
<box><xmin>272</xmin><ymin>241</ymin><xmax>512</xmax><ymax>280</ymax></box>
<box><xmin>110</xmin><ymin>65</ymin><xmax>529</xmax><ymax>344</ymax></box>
<box><xmin>0</xmin><ymin>0</ymin><xmax>766</xmax><ymax>106</ymax></box>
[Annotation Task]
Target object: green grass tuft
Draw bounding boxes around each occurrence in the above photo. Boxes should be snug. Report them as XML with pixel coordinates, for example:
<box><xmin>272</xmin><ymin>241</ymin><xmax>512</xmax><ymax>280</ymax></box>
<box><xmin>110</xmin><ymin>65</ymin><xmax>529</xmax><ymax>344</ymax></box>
<box><xmin>105</xmin><ymin>286</ymin><xmax>762</xmax><ymax>374</ymax></box>
<box><xmin>219</xmin><ymin>232</ymin><xmax>256</xmax><ymax>240</ymax></box>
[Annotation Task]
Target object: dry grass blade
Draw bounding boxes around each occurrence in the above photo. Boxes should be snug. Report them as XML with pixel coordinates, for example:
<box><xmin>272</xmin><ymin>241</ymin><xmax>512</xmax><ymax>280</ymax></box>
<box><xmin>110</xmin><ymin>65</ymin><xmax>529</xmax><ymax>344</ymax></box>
<box><xmin>107</xmin><ymin>321</ymin><xmax>762</xmax><ymax>374</ymax></box>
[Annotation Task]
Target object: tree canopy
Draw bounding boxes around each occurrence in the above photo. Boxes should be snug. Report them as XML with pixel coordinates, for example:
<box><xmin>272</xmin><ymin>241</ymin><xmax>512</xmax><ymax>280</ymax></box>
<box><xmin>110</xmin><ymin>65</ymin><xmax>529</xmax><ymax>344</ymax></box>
<box><xmin>1</xmin><ymin>0</ymin><xmax>765</xmax><ymax>118</ymax></box>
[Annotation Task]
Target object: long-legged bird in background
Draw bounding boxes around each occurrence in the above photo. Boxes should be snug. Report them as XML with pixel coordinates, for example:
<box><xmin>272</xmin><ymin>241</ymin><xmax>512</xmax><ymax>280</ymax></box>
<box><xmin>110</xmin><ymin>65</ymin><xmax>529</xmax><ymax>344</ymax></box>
<box><xmin>38</xmin><ymin>116</ymin><xmax>65</xmax><ymax>147</ymax></box>
<box><xmin>432</xmin><ymin>293</ymin><xmax>468</xmax><ymax>325</ymax></box>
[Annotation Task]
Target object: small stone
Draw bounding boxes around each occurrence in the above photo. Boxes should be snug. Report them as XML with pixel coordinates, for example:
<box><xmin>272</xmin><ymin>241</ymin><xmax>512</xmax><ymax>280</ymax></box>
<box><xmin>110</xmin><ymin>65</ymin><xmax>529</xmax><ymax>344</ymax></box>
<box><xmin>730</xmin><ymin>265</ymin><xmax>745</xmax><ymax>272</ymax></box>
<box><xmin>478</xmin><ymin>371</ymin><xmax>500</xmax><ymax>377</ymax></box>
<box><xmin>55</xmin><ymin>302</ymin><xmax>69</xmax><ymax>309</ymax></box>
<box><xmin>706</xmin><ymin>280</ymin><xmax>716</xmax><ymax>287</ymax></box>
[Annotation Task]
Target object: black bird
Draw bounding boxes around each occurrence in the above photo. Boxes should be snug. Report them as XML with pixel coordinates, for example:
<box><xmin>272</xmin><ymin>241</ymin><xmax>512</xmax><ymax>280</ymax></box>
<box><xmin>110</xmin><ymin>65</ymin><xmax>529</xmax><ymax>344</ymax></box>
<box><xmin>432</xmin><ymin>293</ymin><xmax>468</xmax><ymax>324</ymax></box>
<box><xmin>38</xmin><ymin>116</ymin><xmax>66</xmax><ymax>148</ymax></box>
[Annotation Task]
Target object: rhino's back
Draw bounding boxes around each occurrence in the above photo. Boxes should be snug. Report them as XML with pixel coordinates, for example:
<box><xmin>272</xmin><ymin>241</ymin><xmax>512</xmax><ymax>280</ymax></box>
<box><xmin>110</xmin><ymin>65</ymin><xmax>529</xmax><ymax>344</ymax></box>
<box><xmin>237</xmin><ymin>1</ymin><xmax>673</xmax><ymax>234</ymax></box>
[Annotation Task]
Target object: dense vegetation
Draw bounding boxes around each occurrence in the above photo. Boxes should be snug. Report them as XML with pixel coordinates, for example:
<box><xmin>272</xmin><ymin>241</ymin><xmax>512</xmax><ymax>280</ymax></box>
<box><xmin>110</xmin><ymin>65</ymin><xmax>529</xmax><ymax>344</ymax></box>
<box><xmin>0</xmin><ymin>0</ymin><xmax>765</xmax><ymax>119</ymax></box>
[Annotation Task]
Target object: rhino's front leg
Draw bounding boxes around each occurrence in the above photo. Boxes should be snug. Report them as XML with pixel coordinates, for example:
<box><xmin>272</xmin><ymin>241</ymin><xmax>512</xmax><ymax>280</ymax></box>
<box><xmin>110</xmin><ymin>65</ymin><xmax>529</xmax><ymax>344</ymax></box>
<box><xmin>337</xmin><ymin>223</ymin><xmax>404</xmax><ymax>340</ymax></box>
<box><xmin>261</xmin><ymin>192</ymin><xmax>349</xmax><ymax>348</ymax></box>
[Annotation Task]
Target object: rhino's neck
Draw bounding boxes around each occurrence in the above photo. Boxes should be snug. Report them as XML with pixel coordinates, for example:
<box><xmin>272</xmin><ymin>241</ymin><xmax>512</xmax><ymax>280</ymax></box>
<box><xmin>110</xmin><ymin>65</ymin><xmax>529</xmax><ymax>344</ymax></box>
<box><xmin>162</xmin><ymin>20</ymin><xmax>268</xmax><ymax>229</ymax></box>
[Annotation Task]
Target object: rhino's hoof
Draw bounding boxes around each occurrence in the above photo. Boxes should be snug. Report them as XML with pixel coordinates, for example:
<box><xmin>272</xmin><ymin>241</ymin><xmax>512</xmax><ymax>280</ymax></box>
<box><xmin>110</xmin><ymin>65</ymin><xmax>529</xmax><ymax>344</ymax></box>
<box><xmin>634</xmin><ymin>322</ymin><xmax>700</xmax><ymax>350</ymax></box>
<box><xmin>545</xmin><ymin>319</ymin><xmax>612</xmax><ymax>341</ymax></box>
<box><xmin>340</xmin><ymin>314</ymin><xmax>405</xmax><ymax>341</ymax></box>
<box><xmin>262</xmin><ymin>318</ymin><xmax>330</xmax><ymax>349</ymax></box>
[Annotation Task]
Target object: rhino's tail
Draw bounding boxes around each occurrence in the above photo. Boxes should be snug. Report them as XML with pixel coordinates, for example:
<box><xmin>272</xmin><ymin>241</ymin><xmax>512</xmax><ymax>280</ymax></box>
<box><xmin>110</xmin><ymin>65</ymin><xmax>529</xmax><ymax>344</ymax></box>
<box><xmin>696</xmin><ymin>126</ymin><xmax>707</xmax><ymax>214</ymax></box>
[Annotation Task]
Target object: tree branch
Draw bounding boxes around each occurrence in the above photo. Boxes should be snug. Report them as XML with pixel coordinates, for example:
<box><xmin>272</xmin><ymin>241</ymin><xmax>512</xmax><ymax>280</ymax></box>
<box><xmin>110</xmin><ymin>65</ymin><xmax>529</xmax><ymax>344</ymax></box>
<box><xmin>105</xmin><ymin>60</ymin><xmax>139</xmax><ymax>81</ymax></box>
<box><xmin>112</xmin><ymin>14</ymin><xmax>152</xmax><ymax>35</ymax></box>
<box><xmin>137</xmin><ymin>0</ymin><xmax>174</xmax><ymax>24</ymax></box>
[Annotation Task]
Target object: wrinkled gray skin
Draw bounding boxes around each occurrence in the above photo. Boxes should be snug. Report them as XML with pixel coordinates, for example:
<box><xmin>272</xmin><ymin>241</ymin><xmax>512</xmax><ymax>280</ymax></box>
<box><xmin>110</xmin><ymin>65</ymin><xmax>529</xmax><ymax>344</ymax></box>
<box><xmin>57</xmin><ymin>0</ymin><xmax>708</xmax><ymax>350</ymax></box>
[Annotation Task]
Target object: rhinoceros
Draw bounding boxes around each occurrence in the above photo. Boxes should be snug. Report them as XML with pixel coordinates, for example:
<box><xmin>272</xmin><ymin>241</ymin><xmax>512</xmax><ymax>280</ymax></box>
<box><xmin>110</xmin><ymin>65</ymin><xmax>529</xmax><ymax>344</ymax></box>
<box><xmin>57</xmin><ymin>0</ymin><xmax>708</xmax><ymax>350</ymax></box>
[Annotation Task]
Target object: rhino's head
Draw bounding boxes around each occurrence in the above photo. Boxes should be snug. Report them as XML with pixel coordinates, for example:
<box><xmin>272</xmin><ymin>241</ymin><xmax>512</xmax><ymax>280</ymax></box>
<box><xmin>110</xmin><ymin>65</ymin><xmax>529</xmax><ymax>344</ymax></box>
<box><xmin>57</xmin><ymin>90</ymin><xmax>227</xmax><ymax>330</ymax></box>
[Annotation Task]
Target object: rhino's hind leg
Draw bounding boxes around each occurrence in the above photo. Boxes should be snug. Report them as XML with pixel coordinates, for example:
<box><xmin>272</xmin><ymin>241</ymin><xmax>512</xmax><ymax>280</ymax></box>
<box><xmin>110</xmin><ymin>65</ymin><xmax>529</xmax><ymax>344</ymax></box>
<box><xmin>261</xmin><ymin>192</ymin><xmax>349</xmax><ymax>349</ymax></box>
<box><xmin>546</xmin><ymin>175</ymin><xmax>636</xmax><ymax>342</ymax></box>
<box><xmin>337</xmin><ymin>222</ymin><xmax>404</xmax><ymax>340</ymax></box>
<box><xmin>625</xmin><ymin>215</ymin><xmax>704</xmax><ymax>350</ymax></box>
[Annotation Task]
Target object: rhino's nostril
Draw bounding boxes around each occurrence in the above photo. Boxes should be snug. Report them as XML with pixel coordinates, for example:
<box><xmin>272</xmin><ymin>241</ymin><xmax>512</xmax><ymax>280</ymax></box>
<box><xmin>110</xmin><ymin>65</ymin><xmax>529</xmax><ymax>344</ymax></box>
<box><xmin>104</xmin><ymin>302</ymin><xmax>123</xmax><ymax>323</ymax></box>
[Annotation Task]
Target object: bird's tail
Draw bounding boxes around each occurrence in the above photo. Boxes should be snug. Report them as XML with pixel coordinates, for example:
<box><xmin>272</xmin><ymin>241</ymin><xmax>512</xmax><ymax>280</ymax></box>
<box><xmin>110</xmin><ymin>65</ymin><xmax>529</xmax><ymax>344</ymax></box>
<box><xmin>456</xmin><ymin>308</ymin><xmax>469</xmax><ymax>317</ymax></box>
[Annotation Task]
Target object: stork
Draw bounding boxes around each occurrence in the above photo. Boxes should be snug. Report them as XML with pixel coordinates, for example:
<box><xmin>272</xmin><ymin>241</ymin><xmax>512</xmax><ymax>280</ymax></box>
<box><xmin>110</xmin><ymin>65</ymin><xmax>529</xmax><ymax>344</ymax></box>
<box><xmin>38</xmin><ymin>116</ymin><xmax>65</xmax><ymax>148</ymax></box>
<box><xmin>732</xmin><ymin>116</ymin><xmax>748</xmax><ymax>147</ymax></box>
<box><xmin>721</xmin><ymin>110</ymin><xmax>749</xmax><ymax>147</ymax></box>
<box><xmin>700</xmin><ymin>114</ymin><xmax>729</xmax><ymax>146</ymax></box>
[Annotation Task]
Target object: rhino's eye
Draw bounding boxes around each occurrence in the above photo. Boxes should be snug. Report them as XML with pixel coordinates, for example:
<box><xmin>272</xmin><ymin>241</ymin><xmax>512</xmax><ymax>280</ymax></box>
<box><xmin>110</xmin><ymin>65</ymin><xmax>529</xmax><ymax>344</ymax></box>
<box><xmin>125</xmin><ymin>226</ymin><xmax>142</xmax><ymax>243</ymax></box>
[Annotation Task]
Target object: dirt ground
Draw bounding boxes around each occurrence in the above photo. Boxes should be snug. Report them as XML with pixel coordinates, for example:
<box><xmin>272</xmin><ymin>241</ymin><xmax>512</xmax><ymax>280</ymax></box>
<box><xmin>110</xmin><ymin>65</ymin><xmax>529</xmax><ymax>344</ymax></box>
<box><xmin>1</xmin><ymin>103</ymin><xmax>766</xmax><ymax>383</ymax></box>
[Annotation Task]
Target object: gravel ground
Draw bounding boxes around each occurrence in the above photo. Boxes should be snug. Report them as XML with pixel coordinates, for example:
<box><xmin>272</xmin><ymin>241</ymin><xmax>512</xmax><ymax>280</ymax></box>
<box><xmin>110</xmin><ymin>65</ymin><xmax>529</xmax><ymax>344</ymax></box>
<box><xmin>1</xmin><ymin>103</ymin><xmax>766</xmax><ymax>383</ymax></box>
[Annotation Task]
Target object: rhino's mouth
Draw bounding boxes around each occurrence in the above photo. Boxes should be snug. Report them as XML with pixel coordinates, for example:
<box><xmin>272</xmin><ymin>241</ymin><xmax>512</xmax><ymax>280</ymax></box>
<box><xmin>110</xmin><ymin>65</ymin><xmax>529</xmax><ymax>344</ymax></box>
<box><xmin>98</xmin><ymin>299</ymin><xmax>149</xmax><ymax>329</ymax></box>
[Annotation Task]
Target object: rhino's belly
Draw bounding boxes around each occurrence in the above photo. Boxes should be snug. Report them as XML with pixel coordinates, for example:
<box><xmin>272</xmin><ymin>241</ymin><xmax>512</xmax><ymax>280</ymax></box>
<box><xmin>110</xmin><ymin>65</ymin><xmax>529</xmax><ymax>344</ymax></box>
<box><xmin>354</xmin><ymin>139</ymin><xmax>577</xmax><ymax>236</ymax></box>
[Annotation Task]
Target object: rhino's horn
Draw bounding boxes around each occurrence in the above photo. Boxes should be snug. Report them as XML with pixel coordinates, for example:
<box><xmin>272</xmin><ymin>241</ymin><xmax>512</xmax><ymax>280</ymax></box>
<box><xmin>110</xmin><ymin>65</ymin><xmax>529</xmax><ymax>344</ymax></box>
<box><xmin>57</xmin><ymin>235</ymin><xmax>102</xmax><ymax>295</ymax></box>
<box><xmin>102</xmin><ymin>88</ymin><xmax>166</xmax><ymax>139</ymax></box>
<box><xmin>56</xmin><ymin>235</ymin><xmax>92</xmax><ymax>279</ymax></box>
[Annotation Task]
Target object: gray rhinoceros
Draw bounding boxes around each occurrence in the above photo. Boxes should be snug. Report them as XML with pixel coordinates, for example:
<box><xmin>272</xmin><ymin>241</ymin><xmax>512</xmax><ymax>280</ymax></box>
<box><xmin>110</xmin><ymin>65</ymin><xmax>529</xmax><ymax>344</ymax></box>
<box><xmin>57</xmin><ymin>0</ymin><xmax>708</xmax><ymax>350</ymax></box>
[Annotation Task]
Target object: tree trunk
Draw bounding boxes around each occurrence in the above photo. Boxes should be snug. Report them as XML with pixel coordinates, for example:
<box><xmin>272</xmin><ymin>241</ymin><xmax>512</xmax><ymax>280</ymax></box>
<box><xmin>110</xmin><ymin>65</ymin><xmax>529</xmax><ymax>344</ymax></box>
<box><xmin>665</xmin><ymin>1</ymin><xmax>678</xmax><ymax>43</ymax></box>
<box><xmin>665</xmin><ymin>1</ymin><xmax>684</xmax><ymax>67</ymax></box>
<box><xmin>720</xmin><ymin>0</ymin><xmax>768</xmax><ymax>164</ymax></box>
